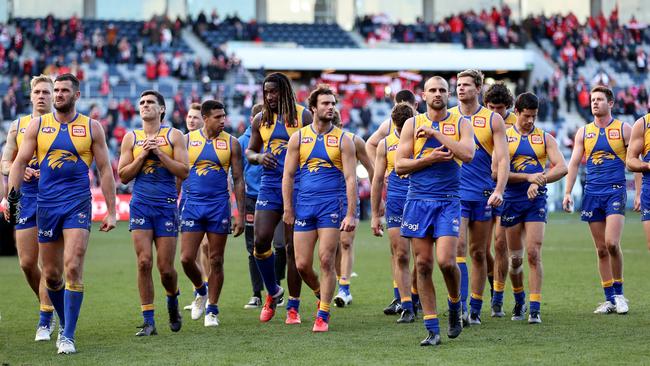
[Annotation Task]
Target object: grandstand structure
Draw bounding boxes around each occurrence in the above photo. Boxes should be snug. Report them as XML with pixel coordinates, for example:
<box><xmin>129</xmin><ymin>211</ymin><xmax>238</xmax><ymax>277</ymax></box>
<box><xmin>0</xmin><ymin>0</ymin><xmax>648</xmax><ymax>208</ymax></box>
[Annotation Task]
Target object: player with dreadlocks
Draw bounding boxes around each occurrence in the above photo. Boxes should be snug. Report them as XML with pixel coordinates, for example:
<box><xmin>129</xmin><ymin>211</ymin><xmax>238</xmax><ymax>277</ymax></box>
<box><xmin>246</xmin><ymin>72</ymin><xmax>313</xmax><ymax>324</ymax></box>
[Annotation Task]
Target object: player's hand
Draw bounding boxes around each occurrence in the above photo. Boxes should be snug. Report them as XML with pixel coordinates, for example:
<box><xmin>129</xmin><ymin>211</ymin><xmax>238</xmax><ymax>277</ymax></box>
<box><xmin>283</xmin><ymin>207</ymin><xmax>295</xmax><ymax>226</ymax></box>
<box><xmin>634</xmin><ymin>195</ymin><xmax>641</xmax><ymax>212</ymax></box>
<box><xmin>415</xmin><ymin>125</ymin><xmax>438</xmax><ymax>139</ymax></box>
<box><xmin>487</xmin><ymin>190</ymin><xmax>503</xmax><ymax>207</ymax></box>
<box><xmin>258</xmin><ymin>153</ymin><xmax>278</xmax><ymax>169</ymax></box>
<box><xmin>426</xmin><ymin>146</ymin><xmax>454</xmax><ymax>163</ymax></box>
<box><xmin>232</xmin><ymin>216</ymin><xmax>245</xmax><ymax>237</ymax></box>
<box><xmin>371</xmin><ymin>216</ymin><xmax>384</xmax><ymax>237</ymax></box>
<box><xmin>562</xmin><ymin>193</ymin><xmax>573</xmax><ymax>212</ymax></box>
<box><xmin>99</xmin><ymin>214</ymin><xmax>116</xmax><ymax>232</ymax></box>
<box><xmin>147</xmin><ymin>138</ymin><xmax>162</xmax><ymax>156</ymax></box>
<box><xmin>340</xmin><ymin>215</ymin><xmax>356</xmax><ymax>232</ymax></box>
<box><xmin>24</xmin><ymin>167</ymin><xmax>37</xmax><ymax>182</ymax></box>
<box><xmin>527</xmin><ymin>183</ymin><xmax>539</xmax><ymax>200</ymax></box>
<box><xmin>527</xmin><ymin>173</ymin><xmax>546</xmax><ymax>186</ymax></box>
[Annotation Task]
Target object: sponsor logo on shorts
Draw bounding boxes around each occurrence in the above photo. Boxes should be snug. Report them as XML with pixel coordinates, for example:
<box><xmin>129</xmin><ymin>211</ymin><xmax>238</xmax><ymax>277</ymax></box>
<box><xmin>608</xmin><ymin>129</ymin><xmax>620</xmax><ymax>140</ymax></box>
<box><xmin>72</xmin><ymin>126</ymin><xmax>86</xmax><ymax>137</ymax></box>
<box><xmin>256</xmin><ymin>199</ymin><xmax>268</xmax><ymax>207</ymax></box>
<box><xmin>326</xmin><ymin>135</ymin><xmax>338</xmax><ymax>147</ymax></box>
<box><xmin>301</xmin><ymin>137</ymin><xmax>314</xmax><ymax>144</ymax></box>
<box><xmin>295</xmin><ymin>219</ymin><xmax>307</xmax><ymax>227</ymax></box>
<box><xmin>538</xmin><ymin>208</ymin><xmax>546</xmax><ymax>217</ymax></box>
<box><xmin>330</xmin><ymin>212</ymin><xmax>339</xmax><ymax>223</ymax></box>
<box><xmin>502</xmin><ymin>215</ymin><xmax>515</xmax><ymax>223</ymax></box>
<box><xmin>473</xmin><ymin>117</ymin><xmax>486</xmax><ymax>128</ymax></box>
<box><xmin>130</xmin><ymin>217</ymin><xmax>145</xmax><ymax>225</ymax></box>
<box><xmin>181</xmin><ymin>219</ymin><xmax>195</xmax><ymax>227</ymax></box>
<box><xmin>401</xmin><ymin>221</ymin><xmax>419</xmax><ymax>232</ymax></box>
<box><xmin>452</xmin><ymin>218</ymin><xmax>459</xmax><ymax>225</ymax></box>
<box><xmin>39</xmin><ymin>228</ymin><xmax>53</xmax><ymax>238</ymax></box>
<box><xmin>442</xmin><ymin>124</ymin><xmax>456</xmax><ymax>135</ymax></box>
<box><xmin>612</xmin><ymin>201</ymin><xmax>621</xmax><ymax>209</ymax></box>
<box><xmin>78</xmin><ymin>212</ymin><xmax>88</xmax><ymax>224</ymax></box>
<box><xmin>41</xmin><ymin>126</ymin><xmax>56</xmax><ymax>134</ymax></box>
<box><xmin>18</xmin><ymin>217</ymin><xmax>28</xmax><ymax>225</ymax></box>
<box><xmin>190</xmin><ymin>140</ymin><xmax>203</xmax><ymax>147</ymax></box>
<box><xmin>643</xmin><ymin>209</ymin><xmax>650</xmax><ymax>217</ymax></box>
<box><xmin>165</xmin><ymin>221</ymin><xmax>175</xmax><ymax>232</ymax></box>
<box><xmin>216</xmin><ymin>139</ymin><xmax>228</xmax><ymax>150</ymax></box>
<box><xmin>531</xmin><ymin>134</ymin><xmax>543</xmax><ymax>144</ymax></box>
<box><xmin>581</xmin><ymin>210</ymin><xmax>593</xmax><ymax>219</ymax></box>
<box><xmin>387</xmin><ymin>215</ymin><xmax>402</xmax><ymax>224</ymax></box>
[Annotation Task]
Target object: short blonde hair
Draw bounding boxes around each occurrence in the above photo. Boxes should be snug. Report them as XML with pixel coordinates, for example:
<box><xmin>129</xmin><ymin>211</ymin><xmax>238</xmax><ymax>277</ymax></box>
<box><xmin>189</xmin><ymin>102</ymin><xmax>201</xmax><ymax>111</ymax></box>
<box><xmin>30</xmin><ymin>74</ymin><xmax>54</xmax><ymax>91</ymax></box>
<box><xmin>457</xmin><ymin>69</ymin><xmax>484</xmax><ymax>88</ymax></box>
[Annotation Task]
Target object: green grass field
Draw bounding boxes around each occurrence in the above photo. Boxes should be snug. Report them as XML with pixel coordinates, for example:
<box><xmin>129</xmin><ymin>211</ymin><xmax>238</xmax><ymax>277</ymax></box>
<box><xmin>1</xmin><ymin>213</ymin><xmax>649</xmax><ymax>365</ymax></box>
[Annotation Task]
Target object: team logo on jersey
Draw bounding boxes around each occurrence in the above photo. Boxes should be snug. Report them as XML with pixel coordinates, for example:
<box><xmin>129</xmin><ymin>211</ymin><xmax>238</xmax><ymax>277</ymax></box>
<box><xmin>531</xmin><ymin>135</ymin><xmax>543</xmax><ymax>144</ymax></box>
<box><xmin>46</xmin><ymin>149</ymin><xmax>78</xmax><ymax>169</ymax></box>
<box><xmin>590</xmin><ymin>151</ymin><xmax>615</xmax><ymax>165</ymax></box>
<box><xmin>473</xmin><ymin>117</ymin><xmax>486</xmax><ymax>128</ymax></box>
<box><xmin>326</xmin><ymin>135</ymin><xmax>338</xmax><ymax>147</ymax></box>
<box><xmin>585</xmin><ymin>132</ymin><xmax>596</xmax><ymax>139</ymax></box>
<box><xmin>72</xmin><ymin>125</ymin><xmax>86</xmax><ymax>137</ymax></box>
<box><xmin>512</xmin><ymin>155</ymin><xmax>538</xmax><ymax>172</ymax></box>
<box><xmin>195</xmin><ymin>160</ymin><xmax>222</xmax><ymax>176</ymax></box>
<box><xmin>442</xmin><ymin>124</ymin><xmax>456</xmax><ymax>135</ymax></box>
<box><xmin>215</xmin><ymin>139</ymin><xmax>227</xmax><ymax>150</ymax></box>
<box><xmin>307</xmin><ymin>158</ymin><xmax>333</xmax><ymax>172</ymax></box>
<box><xmin>41</xmin><ymin>126</ymin><xmax>56</xmax><ymax>134</ymax></box>
<box><xmin>608</xmin><ymin>129</ymin><xmax>621</xmax><ymax>139</ymax></box>
<box><xmin>189</xmin><ymin>140</ymin><xmax>203</xmax><ymax>147</ymax></box>
<box><xmin>268</xmin><ymin>140</ymin><xmax>287</xmax><ymax>156</ymax></box>
<box><xmin>155</xmin><ymin>136</ymin><xmax>168</xmax><ymax>146</ymax></box>
<box><xmin>142</xmin><ymin>159</ymin><xmax>161</xmax><ymax>174</ymax></box>
<box><xmin>301</xmin><ymin>136</ymin><xmax>314</xmax><ymax>144</ymax></box>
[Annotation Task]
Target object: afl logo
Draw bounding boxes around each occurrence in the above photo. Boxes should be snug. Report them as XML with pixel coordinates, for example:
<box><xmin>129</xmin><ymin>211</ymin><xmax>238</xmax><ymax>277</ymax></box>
<box><xmin>585</xmin><ymin>132</ymin><xmax>596</xmax><ymax>139</ymax></box>
<box><xmin>473</xmin><ymin>117</ymin><xmax>486</xmax><ymax>128</ymax></box>
<box><xmin>531</xmin><ymin>135</ymin><xmax>543</xmax><ymax>144</ymax></box>
<box><xmin>507</xmin><ymin>136</ymin><xmax>517</xmax><ymax>142</ymax></box>
<box><xmin>72</xmin><ymin>125</ymin><xmax>86</xmax><ymax>137</ymax></box>
<box><xmin>41</xmin><ymin>126</ymin><xmax>56</xmax><ymax>134</ymax></box>
<box><xmin>387</xmin><ymin>144</ymin><xmax>398</xmax><ymax>152</ymax></box>
<box><xmin>608</xmin><ymin>129</ymin><xmax>620</xmax><ymax>140</ymax></box>
<box><xmin>135</xmin><ymin>140</ymin><xmax>145</xmax><ymax>146</ymax></box>
<box><xmin>155</xmin><ymin>136</ymin><xmax>168</xmax><ymax>146</ymax></box>
<box><xmin>19</xmin><ymin>128</ymin><xmax>26</xmax><ymax>133</ymax></box>
<box><xmin>442</xmin><ymin>124</ymin><xmax>456</xmax><ymax>135</ymax></box>
<box><xmin>326</xmin><ymin>135</ymin><xmax>338</xmax><ymax>147</ymax></box>
<box><xmin>189</xmin><ymin>140</ymin><xmax>202</xmax><ymax>147</ymax></box>
<box><xmin>216</xmin><ymin>139</ymin><xmax>227</xmax><ymax>150</ymax></box>
<box><xmin>301</xmin><ymin>137</ymin><xmax>314</xmax><ymax>144</ymax></box>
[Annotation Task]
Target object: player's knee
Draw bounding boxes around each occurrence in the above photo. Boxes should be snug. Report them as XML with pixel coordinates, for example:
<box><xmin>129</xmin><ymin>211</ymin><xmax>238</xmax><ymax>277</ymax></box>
<box><xmin>340</xmin><ymin>238</ymin><xmax>353</xmax><ymax>252</ymax></box>
<box><xmin>596</xmin><ymin>246</ymin><xmax>609</xmax><ymax>259</ymax></box>
<box><xmin>438</xmin><ymin>257</ymin><xmax>457</xmax><ymax>274</ymax></box>
<box><xmin>469</xmin><ymin>246</ymin><xmax>486</xmax><ymax>263</ymax></box>
<box><xmin>605</xmin><ymin>241</ymin><xmax>620</xmax><ymax>256</ymax></box>
<box><xmin>395</xmin><ymin>251</ymin><xmax>410</xmax><ymax>269</ymax></box>
<box><xmin>158</xmin><ymin>267</ymin><xmax>176</xmax><ymax>282</ymax></box>
<box><xmin>319</xmin><ymin>255</ymin><xmax>335</xmax><ymax>272</ymax></box>
<box><xmin>494</xmin><ymin>236</ymin><xmax>507</xmax><ymax>254</ymax></box>
<box><xmin>18</xmin><ymin>255</ymin><xmax>38</xmax><ymax>275</ymax></box>
<box><xmin>209</xmin><ymin>255</ymin><xmax>224</xmax><ymax>273</ymax></box>
<box><xmin>509</xmin><ymin>251</ymin><xmax>524</xmax><ymax>274</ymax></box>
<box><xmin>415</xmin><ymin>258</ymin><xmax>434</xmax><ymax>277</ymax></box>
<box><xmin>137</xmin><ymin>255</ymin><xmax>153</xmax><ymax>273</ymax></box>
<box><xmin>44</xmin><ymin>274</ymin><xmax>63</xmax><ymax>290</ymax></box>
<box><xmin>180</xmin><ymin>252</ymin><xmax>195</xmax><ymax>268</ymax></box>
<box><xmin>527</xmin><ymin>248</ymin><xmax>541</xmax><ymax>266</ymax></box>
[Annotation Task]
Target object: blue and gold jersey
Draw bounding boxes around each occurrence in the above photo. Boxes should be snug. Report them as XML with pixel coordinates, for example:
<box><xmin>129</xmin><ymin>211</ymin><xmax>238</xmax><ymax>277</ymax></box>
<box><xmin>503</xmin><ymin>111</ymin><xmax>517</xmax><ymax>127</ymax></box>
<box><xmin>185</xmin><ymin>129</ymin><xmax>233</xmax><ymax>203</ymax></box>
<box><xmin>641</xmin><ymin>114</ymin><xmax>650</xmax><ymax>186</ymax></box>
<box><xmin>36</xmin><ymin>112</ymin><xmax>93</xmax><ymax>206</ymax></box>
<box><xmin>450</xmin><ymin>105</ymin><xmax>497</xmax><ymax>200</ymax></box>
<box><xmin>297</xmin><ymin>125</ymin><xmax>345</xmax><ymax>203</ymax></box>
<box><xmin>259</xmin><ymin>104</ymin><xmax>307</xmax><ymax>189</ymax></box>
<box><xmin>16</xmin><ymin>115</ymin><xmax>39</xmax><ymax>197</ymax></box>
<box><xmin>131</xmin><ymin>126</ymin><xmax>177</xmax><ymax>204</ymax></box>
<box><xmin>408</xmin><ymin>112</ymin><xmax>463</xmax><ymax>200</ymax></box>
<box><xmin>385</xmin><ymin>129</ymin><xmax>408</xmax><ymax>200</ymax></box>
<box><xmin>504</xmin><ymin>126</ymin><xmax>548</xmax><ymax>201</ymax></box>
<box><xmin>583</xmin><ymin>119</ymin><xmax>627</xmax><ymax>194</ymax></box>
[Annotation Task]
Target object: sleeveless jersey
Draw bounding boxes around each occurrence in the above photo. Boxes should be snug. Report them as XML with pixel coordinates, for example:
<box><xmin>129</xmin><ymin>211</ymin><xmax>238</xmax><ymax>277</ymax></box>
<box><xmin>408</xmin><ymin>112</ymin><xmax>463</xmax><ymax>200</ymax></box>
<box><xmin>385</xmin><ymin>129</ymin><xmax>409</xmax><ymax>200</ymax></box>
<box><xmin>37</xmin><ymin>112</ymin><xmax>93</xmax><ymax>206</ymax></box>
<box><xmin>503</xmin><ymin>111</ymin><xmax>517</xmax><ymax>127</ymax></box>
<box><xmin>297</xmin><ymin>125</ymin><xmax>345</xmax><ymax>203</ymax></box>
<box><xmin>185</xmin><ymin>129</ymin><xmax>232</xmax><ymax>203</ymax></box>
<box><xmin>641</xmin><ymin>114</ymin><xmax>650</xmax><ymax>186</ymax></box>
<box><xmin>131</xmin><ymin>126</ymin><xmax>177</xmax><ymax>204</ymax></box>
<box><xmin>450</xmin><ymin>105</ymin><xmax>497</xmax><ymax>200</ymax></box>
<box><xmin>583</xmin><ymin>119</ymin><xmax>627</xmax><ymax>194</ymax></box>
<box><xmin>259</xmin><ymin>104</ymin><xmax>306</xmax><ymax>189</ymax></box>
<box><xmin>16</xmin><ymin>115</ymin><xmax>39</xmax><ymax>197</ymax></box>
<box><xmin>504</xmin><ymin>126</ymin><xmax>548</xmax><ymax>201</ymax></box>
